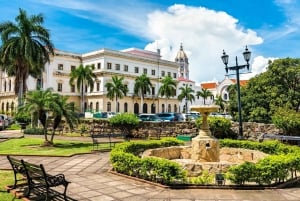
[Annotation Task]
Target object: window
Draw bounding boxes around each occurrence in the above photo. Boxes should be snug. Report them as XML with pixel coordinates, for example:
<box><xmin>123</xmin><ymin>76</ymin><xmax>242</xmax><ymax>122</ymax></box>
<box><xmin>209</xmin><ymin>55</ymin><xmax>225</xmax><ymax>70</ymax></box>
<box><xmin>173</xmin><ymin>73</ymin><xmax>177</xmax><ymax>78</ymax></box>
<box><xmin>107</xmin><ymin>102</ymin><xmax>111</xmax><ymax>112</ymax></box>
<box><xmin>96</xmin><ymin>102</ymin><xmax>99</xmax><ymax>112</ymax></box>
<box><xmin>97</xmin><ymin>63</ymin><xmax>101</xmax><ymax>69</ymax></box>
<box><xmin>85</xmin><ymin>85</ymin><xmax>88</xmax><ymax>92</ymax></box>
<box><xmin>57</xmin><ymin>83</ymin><xmax>62</xmax><ymax>92</ymax></box>
<box><xmin>107</xmin><ymin>62</ymin><xmax>112</xmax><ymax>69</ymax></box>
<box><xmin>124</xmin><ymin>103</ymin><xmax>128</xmax><ymax>113</ymax></box>
<box><xmin>152</xmin><ymin>87</ymin><xmax>155</xmax><ymax>95</ymax></box>
<box><xmin>71</xmin><ymin>65</ymin><xmax>76</xmax><ymax>71</ymax></box>
<box><xmin>124</xmin><ymin>65</ymin><xmax>128</xmax><ymax>72</ymax></box>
<box><xmin>143</xmin><ymin>68</ymin><xmax>147</xmax><ymax>74</ymax></box>
<box><xmin>151</xmin><ymin>69</ymin><xmax>155</xmax><ymax>76</ymax></box>
<box><xmin>58</xmin><ymin>64</ymin><xmax>63</xmax><ymax>70</ymax></box>
<box><xmin>161</xmin><ymin>71</ymin><xmax>165</xmax><ymax>77</ymax></box>
<box><xmin>115</xmin><ymin>64</ymin><xmax>120</xmax><ymax>70</ymax></box>
<box><xmin>134</xmin><ymin>67</ymin><xmax>139</xmax><ymax>73</ymax></box>
<box><xmin>71</xmin><ymin>84</ymin><xmax>75</xmax><ymax>93</ymax></box>
<box><xmin>9</xmin><ymin>80</ymin><xmax>11</xmax><ymax>91</ymax></box>
<box><xmin>167</xmin><ymin>72</ymin><xmax>171</xmax><ymax>77</ymax></box>
<box><xmin>4</xmin><ymin>81</ymin><xmax>6</xmax><ymax>92</ymax></box>
<box><xmin>96</xmin><ymin>82</ymin><xmax>100</xmax><ymax>91</ymax></box>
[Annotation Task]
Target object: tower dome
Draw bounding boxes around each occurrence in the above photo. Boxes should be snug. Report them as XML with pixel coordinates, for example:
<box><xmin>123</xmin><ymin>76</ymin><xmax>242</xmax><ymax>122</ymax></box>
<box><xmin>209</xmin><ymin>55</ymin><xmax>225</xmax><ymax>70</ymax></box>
<box><xmin>175</xmin><ymin>43</ymin><xmax>189</xmax><ymax>79</ymax></box>
<box><xmin>175</xmin><ymin>43</ymin><xmax>189</xmax><ymax>63</ymax></box>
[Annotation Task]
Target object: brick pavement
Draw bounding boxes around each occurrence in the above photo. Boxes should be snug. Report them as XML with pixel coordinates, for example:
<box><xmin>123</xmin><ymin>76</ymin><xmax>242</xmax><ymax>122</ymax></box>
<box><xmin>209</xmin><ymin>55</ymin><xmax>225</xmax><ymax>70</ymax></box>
<box><xmin>1</xmin><ymin>130</ymin><xmax>300</xmax><ymax>200</ymax></box>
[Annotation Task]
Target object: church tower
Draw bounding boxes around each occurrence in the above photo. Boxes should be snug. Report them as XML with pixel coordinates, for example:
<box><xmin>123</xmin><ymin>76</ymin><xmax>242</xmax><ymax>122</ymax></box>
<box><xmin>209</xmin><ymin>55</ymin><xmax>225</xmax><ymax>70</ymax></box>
<box><xmin>175</xmin><ymin>43</ymin><xmax>189</xmax><ymax>79</ymax></box>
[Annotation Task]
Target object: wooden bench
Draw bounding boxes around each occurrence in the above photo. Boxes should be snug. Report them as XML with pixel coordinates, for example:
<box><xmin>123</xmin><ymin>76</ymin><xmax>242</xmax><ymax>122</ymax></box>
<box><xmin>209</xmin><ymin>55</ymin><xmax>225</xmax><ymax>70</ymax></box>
<box><xmin>215</xmin><ymin>173</ymin><xmax>225</xmax><ymax>185</ymax></box>
<box><xmin>7</xmin><ymin>156</ymin><xmax>26</xmax><ymax>189</ymax></box>
<box><xmin>20</xmin><ymin>159</ymin><xmax>70</xmax><ymax>200</ymax></box>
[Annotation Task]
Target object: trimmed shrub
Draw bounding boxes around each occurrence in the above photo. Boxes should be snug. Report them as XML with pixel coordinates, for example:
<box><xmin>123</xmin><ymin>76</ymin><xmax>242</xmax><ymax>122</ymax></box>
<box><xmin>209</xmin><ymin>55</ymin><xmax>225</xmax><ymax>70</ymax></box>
<box><xmin>109</xmin><ymin>113</ymin><xmax>139</xmax><ymax>137</ymax></box>
<box><xmin>110</xmin><ymin>138</ymin><xmax>186</xmax><ymax>184</ymax></box>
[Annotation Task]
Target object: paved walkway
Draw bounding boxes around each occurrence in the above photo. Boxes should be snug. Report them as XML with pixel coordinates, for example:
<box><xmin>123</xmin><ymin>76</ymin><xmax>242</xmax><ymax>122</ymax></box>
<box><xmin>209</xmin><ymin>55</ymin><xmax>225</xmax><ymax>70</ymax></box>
<box><xmin>1</xmin><ymin>130</ymin><xmax>300</xmax><ymax>200</ymax></box>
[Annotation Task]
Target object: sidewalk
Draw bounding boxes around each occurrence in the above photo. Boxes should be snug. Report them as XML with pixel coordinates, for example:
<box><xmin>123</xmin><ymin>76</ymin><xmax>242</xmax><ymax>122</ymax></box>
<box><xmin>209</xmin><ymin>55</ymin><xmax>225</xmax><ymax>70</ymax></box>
<box><xmin>1</xmin><ymin>130</ymin><xmax>300</xmax><ymax>200</ymax></box>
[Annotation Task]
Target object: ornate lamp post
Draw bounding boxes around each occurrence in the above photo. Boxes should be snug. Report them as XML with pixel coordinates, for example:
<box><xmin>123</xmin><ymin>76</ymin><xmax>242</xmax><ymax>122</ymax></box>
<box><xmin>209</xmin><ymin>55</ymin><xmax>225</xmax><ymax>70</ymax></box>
<box><xmin>221</xmin><ymin>46</ymin><xmax>251</xmax><ymax>139</ymax></box>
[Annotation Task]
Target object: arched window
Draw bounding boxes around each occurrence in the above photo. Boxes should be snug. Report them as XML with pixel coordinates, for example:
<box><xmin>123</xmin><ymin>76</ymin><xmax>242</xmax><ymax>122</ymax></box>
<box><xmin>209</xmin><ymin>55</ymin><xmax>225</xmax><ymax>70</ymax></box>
<box><xmin>151</xmin><ymin>103</ymin><xmax>156</xmax><ymax>114</ymax></box>
<box><xmin>90</xmin><ymin>102</ymin><xmax>93</xmax><ymax>112</ymax></box>
<box><xmin>6</xmin><ymin>102</ymin><xmax>9</xmax><ymax>111</ymax></box>
<box><xmin>96</xmin><ymin>102</ymin><xmax>99</xmax><ymax>112</ymax></box>
<box><xmin>107</xmin><ymin>102</ymin><xmax>111</xmax><ymax>112</ymax></box>
<box><xmin>168</xmin><ymin>104</ymin><xmax>171</xmax><ymax>112</ymax></box>
<box><xmin>162</xmin><ymin>104</ymin><xmax>165</xmax><ymax>113</ymax></box>
<box><xmin>4</xmin><ymin>81</ymin><xmax>6</xmax><ymax>92</ymax></box>
<box><xmin>174</xmin><ymin>105</ymin><xmax>177</xmax><ymax>113</ymax></box>
<box><xmin>84</xmin><ymin>102</ymin><xmax>87</xmax><ymax>112</ymax></box>
<box><xmin>1</xmin><ymin>103</ymin><xmax>4</xmax><ymax>112</ymax></box>
<box><xmin>117</xmin><ymin>102</ymin><xmax>120</xmax><ymax>113</ymax></box>
<box><xmin>134</xmin><ymin>103</ymin><xmax>139</xmax><ymax>114</ymax></box>
<box><xmin>124</xmin><ymin>103</ymin><xmax>128</xmax><ymax>113</ymax></box>
<box><xmin>143</xmin><ymin>103</ymin><xmax>147</xmax><ymax>113</ymax></box>
<box><xmin>8</xmin><ymin>80</ymin><xmax>11</xmax><ymax>91</ymax></box>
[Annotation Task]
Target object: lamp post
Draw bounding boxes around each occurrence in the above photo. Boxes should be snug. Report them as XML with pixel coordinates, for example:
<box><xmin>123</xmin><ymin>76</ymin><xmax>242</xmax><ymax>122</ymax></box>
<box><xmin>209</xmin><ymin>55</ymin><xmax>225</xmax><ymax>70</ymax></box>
<box><xmin>221</xmin><ymin>46</ymin><xmax>251</xmax><ymax>139</ymax></box>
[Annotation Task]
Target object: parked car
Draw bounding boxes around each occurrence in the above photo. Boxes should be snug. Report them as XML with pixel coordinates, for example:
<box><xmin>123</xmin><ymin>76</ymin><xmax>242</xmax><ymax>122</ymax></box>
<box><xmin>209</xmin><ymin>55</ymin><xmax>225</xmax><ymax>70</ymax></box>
<box><xmin>107</xmin><ymin>112</ymin><xmax>116</xmax><ymax>118</ymax></box>
<box><xmin>0</xmin><ymin>114</ymin><xmax>9</xmax><ymax>129</ymax></box>
<box><xmin>182</xmin><ymin>113</ymin><xmax>197</xmax><ymax>121</ymax></box>
<box><xmin>138</xmin><ymin>114</ymin><xmax>162</xmax><ymax>122</ymax></box>
<box><xmin>157</xmin><ymin>113</ymin><xmax>184</xmax><ymax>122</ymax></box>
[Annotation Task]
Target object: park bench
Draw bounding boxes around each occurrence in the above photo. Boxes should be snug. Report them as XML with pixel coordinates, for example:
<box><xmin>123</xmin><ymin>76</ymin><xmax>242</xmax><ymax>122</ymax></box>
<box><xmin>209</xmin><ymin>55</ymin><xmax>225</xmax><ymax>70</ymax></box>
<box><xmin>90</xmin><ymin>125</ymin><xmax>126</xmax><ymax>150</ymax></box>
<box><xmin>6</xmin><ymin>155</ymin><xmax>70</xmax><ymax>200</ymax></box>
<box><xmin>21</xmin><ymin>159</ymin><xmax>70</xmax><ymax>200</ymax></box>
<box><xmin>215</xmin><ymin>173</ymin><xmax>225</xmax><ymax>185</ymax></box>
<box><xmin>7</xmin><ymin>156</ymin><xmax>26</xmax><ymax>189</ymax></box>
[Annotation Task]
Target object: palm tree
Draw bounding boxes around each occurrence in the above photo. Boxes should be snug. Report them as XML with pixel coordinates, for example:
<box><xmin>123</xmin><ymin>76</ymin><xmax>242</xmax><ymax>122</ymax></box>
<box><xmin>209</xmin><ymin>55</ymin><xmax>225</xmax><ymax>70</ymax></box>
<box><xmin>18</xmin><ymin>88</ymin><xmax>55</xmax><ymax>144</ymax></box>
<box><xmin>159</xmin><ymin>76</ymin><xmax>177</xmax><ymax>112</ymax></box>
<box><xmin>196</xmin><ymin>88</ymin><xmax>213</xmax><ymax>105</ymax></box>
<box><xmin>105</xmin><ymin>76</ymin><xmax>128</xmax><ymax>112</ymax></box>
<box><xmin>134</xmin><ymin>74</ymin><xmax>152</xmax><ymax>113</ymax></box>
<box><xmin>0</xmin><ymin>8</ymin><xmax>54</xmax><ymax>107</ymax></box>
<box><xmin>49</xmin><ymin>94</ymin><xmax>79</xmax><ymax>143</ymax></box>
<box><xmin>178</xmin><ymin>85</ymin><xmax>195</xmax><ymax>113</ymax></box>
<box><xmin>69</xmin><ymin>64</ymin><xmax>96</xmax><ymax>113</ymax></box>
<box><xmin>215</xmin><ymin>95</ymin><xmax>225</xmax><ymax>113</ymax></box>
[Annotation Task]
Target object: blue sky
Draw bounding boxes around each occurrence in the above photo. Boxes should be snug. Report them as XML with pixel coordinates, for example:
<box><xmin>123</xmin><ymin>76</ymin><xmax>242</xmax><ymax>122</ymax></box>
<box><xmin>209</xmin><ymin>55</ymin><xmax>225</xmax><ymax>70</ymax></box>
<box><xmin>0</xmin><ymin>0</ymin><xmax>299</xmax><ymax>82</ymax></box>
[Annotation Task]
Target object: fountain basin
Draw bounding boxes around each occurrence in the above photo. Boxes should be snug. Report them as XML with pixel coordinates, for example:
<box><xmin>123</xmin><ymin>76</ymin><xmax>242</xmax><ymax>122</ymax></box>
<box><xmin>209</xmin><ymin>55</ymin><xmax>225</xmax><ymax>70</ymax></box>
<box><xmin>142</xmin><ymin>146</ymin><xmax>268</xmax><ymax>176</ymax></box>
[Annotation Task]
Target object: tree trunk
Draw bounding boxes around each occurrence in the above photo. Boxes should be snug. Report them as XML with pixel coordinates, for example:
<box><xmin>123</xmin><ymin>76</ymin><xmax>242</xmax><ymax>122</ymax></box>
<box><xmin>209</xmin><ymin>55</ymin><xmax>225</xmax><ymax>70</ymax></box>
<box><xmin>81</xmin><ymin>83</ymin><xmax>84</xmax><ymax>113</ymax></box>
<box><xmin>140</xmin><ymin>95</ymin><xmax>144</xmax><ymax>113</ymax></box>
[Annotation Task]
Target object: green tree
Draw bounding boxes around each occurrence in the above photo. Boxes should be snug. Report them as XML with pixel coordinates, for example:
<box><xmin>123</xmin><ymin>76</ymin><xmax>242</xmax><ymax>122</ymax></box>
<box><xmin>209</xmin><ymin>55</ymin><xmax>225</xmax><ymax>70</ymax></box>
<box><xmin>134</xmin><ymin>74</ymin><xmax>152</xmax><ymax>113</ymax></box>
<box><xmin>159</xmin><ymin>76</ymin><xmax>177</xmax><ymax>112</ymax></box>
<box><xmin>69</xmin><ymin>64</ymin><xmax>96</xmax><ymax>113</ymax></box>
<box><xmin>49</xmin><ymin>94</ymin><xmax>79</xmax><ymax>143</ymax></box>
<box><xmin>196</xmin><ymin>88</ymin><xmax>213</xmax><ymax>105</ymax></box>
<box><xmin>215</xmin><ymin>95</ymin><xmax>225</xmax><ymax>113</ymax></box>
<box><xmin>18</xmin><ymin>88</ymin><xmax>55</xmax><ymax>144</ymax></box>
<box><xmin>0</xmin><ymin>8</ymin><xmax>54</xmax><ymax>106</ymax></box>
<box><xmin>105</xmin><ymin>76</ymin><xmax>128</xmax><ymax>112</ymax></box>
<box><xmin>178</xmin><ymin>85</ymin><xmax>195</xmax><ymax>113</ymax></box>
<box><xmin>239</xmin><ymin>58</ymin><xmax>300</xmax><ymax>123</ymax></box>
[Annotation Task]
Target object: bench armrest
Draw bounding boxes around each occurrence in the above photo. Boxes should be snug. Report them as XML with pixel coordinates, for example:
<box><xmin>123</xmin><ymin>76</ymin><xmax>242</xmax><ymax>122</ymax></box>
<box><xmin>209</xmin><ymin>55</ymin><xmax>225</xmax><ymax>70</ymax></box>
<box><xmin>46</xmin><ymin>174</ymin><xmax>69</xmax><ymax>187</ymax></box>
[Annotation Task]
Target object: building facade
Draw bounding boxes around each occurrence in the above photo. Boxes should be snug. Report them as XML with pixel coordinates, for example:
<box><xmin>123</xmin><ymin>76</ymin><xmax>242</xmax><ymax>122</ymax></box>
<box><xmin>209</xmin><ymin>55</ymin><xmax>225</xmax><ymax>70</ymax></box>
<box><xmin>0</xmin><ymin>47</ymin><xmax>181</xmax><ymax>115</ymax></box>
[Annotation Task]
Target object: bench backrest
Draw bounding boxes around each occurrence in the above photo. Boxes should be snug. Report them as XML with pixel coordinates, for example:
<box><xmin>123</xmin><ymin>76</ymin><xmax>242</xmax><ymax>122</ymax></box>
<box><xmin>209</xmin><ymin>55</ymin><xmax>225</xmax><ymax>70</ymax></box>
<box><xmin>21</xmin><ymin>159</ymin><xmax>47</xmax><ymax>186</ymax></box>
<box><xmin>7</xmin><ymin>155</ymin><xmax>25</xmax><ymax>175</ymax></box>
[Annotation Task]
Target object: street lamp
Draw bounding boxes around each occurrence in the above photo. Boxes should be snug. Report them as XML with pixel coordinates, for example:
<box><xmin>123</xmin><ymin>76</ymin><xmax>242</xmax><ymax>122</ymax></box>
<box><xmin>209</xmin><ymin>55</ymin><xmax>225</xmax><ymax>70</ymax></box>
<box><xmin>221</xmin><ymin>46</ymin><xmax>251</xmax><ymax>139</ymax></box>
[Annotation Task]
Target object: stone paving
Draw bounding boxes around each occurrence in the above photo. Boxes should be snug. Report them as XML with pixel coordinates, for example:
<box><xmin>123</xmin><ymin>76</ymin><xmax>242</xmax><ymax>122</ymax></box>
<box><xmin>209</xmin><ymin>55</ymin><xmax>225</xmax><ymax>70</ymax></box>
<box><xmin>1</xmin><ymin>130</ymin><xmax>300</xmax><ymax>200</ymax></box>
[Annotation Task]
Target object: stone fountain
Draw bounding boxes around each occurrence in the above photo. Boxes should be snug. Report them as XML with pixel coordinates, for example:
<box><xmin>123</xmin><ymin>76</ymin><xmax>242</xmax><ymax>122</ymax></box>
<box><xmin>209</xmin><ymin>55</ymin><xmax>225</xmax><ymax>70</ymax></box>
<box><xmin>190</xmin><ymin>105</ymin><xmax>220</xmax><ymax>162</ymax></box>
<box><xmin>142</xmin><ymin>105</ymin><xmax>268</xmax><ymax>176</ymax></box>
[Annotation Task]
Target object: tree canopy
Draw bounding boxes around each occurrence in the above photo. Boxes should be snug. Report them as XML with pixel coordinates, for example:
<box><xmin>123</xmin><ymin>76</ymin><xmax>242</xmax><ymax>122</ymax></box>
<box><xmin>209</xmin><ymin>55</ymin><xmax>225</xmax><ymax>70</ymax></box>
<box><xmin>0</xmin><ymin>8</ymin><xmax>54</xmax><ymax>106</ymax></box>
<box><xmin>232</xmin><ymin>58</ymin><xmax>300</xmax><ymax>123</ymax></box>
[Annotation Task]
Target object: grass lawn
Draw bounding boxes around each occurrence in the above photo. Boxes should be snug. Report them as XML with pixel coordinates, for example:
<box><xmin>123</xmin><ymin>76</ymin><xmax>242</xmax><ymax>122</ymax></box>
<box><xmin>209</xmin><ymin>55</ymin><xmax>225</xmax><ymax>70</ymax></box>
<box><xmin>0</xmin><ymin>170</ymin><xmax>22</xmax><ymax>201</ymax></box>
<box><xmin>0</xmin><ymin>137</ymin><xmax>111</xmax><ymax>156</ymax></box>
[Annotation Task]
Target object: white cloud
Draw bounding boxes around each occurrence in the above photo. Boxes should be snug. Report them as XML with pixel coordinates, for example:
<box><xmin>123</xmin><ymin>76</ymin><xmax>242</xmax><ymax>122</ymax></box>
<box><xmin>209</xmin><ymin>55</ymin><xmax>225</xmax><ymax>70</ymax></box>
<box><xmin>241</xmin><ymin>56</ymin><xmax>277</xmax><ymax>80</ymax></box>
<box><xmin>144</xmin><ymin>4</ymin><xmax>264</xmax><ymax>82</ymax></box>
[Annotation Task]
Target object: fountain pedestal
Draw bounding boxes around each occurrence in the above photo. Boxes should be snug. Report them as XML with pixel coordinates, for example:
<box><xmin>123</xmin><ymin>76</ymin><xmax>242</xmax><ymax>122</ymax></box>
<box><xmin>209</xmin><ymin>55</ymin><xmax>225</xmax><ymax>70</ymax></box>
<box><xmin>190</xmin><ymin>105</ymin><xmax>220</xmax><ymax>162</ymax></box>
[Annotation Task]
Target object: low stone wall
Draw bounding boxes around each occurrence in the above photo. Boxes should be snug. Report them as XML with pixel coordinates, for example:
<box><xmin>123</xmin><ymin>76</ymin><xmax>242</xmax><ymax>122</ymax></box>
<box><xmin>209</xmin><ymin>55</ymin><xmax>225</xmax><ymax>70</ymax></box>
<box><xmin>70</xmin><ymin>119</ymin><xmax>282</xmax><ymax>140</ymax></box>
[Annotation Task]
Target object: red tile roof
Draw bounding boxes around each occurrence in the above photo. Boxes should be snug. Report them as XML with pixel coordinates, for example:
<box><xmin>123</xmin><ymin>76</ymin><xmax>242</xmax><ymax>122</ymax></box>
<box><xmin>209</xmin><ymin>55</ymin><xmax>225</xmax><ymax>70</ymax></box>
<box><xmin>230</xmin><ymin>79</ymin><xmax>248</xmax><ymax>86</ymax></box>
<box><xmin>201</xmin><ymin>82</ymin><xmax>217</xmax><ymax>89</ymax></box>
<box><xmin>177</xmin><ymin>76</ymin><xmax>194</xmax><ymax>83</ymax></box>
